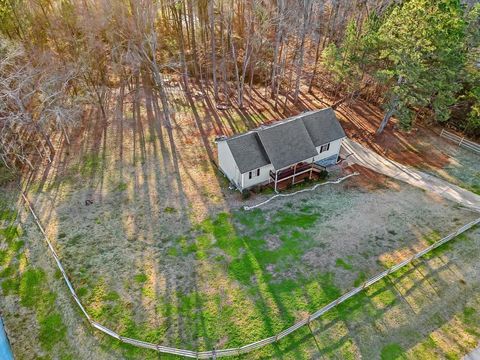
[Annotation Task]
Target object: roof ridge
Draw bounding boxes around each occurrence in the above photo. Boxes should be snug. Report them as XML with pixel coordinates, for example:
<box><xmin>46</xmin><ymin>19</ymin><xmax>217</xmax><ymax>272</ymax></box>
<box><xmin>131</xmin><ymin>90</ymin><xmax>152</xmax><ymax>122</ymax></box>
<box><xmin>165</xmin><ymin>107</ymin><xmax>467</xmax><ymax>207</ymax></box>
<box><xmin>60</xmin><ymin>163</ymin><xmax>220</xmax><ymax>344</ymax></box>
<box><xmin>222</xmin><ymin>108</ymin><xmax>332</xmax><ymax>141</ymax></box>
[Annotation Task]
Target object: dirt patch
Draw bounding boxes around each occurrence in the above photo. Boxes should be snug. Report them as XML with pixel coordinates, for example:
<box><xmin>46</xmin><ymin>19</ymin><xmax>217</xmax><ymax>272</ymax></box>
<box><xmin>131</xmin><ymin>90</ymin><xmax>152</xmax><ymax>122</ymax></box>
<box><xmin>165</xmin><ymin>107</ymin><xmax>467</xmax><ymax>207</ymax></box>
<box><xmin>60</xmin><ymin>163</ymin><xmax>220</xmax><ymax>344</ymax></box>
<box><xmin>342</xmin><ymin>164</ymin><xmax>394</xmax><ymax>191</ymax></box>
<box><xmin>265</xmin><ymin>235</ymin><xmax>282</xmax><ymax>250</ymax></box>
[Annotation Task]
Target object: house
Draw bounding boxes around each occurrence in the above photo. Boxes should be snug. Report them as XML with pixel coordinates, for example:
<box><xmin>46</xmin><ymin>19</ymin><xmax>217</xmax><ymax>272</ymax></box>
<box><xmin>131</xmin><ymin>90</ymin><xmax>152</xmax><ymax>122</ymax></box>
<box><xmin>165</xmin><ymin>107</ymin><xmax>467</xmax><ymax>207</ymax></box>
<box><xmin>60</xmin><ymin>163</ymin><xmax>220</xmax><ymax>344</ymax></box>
<box><xmin>216</xmin><ymin>107</ymin><xmax>346</xmax><ymax>192</ymax></box>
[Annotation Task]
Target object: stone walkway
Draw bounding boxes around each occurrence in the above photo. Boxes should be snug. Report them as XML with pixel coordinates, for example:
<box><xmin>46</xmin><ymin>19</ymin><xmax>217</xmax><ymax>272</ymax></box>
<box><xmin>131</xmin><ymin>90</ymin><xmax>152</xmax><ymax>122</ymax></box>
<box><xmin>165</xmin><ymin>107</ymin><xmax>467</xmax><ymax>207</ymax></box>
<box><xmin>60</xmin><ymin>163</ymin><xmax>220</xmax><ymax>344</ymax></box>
<box><xmin>341</xmin><ymin>138</ymin><xmax>480</xmax><ymax>213</ymax></box>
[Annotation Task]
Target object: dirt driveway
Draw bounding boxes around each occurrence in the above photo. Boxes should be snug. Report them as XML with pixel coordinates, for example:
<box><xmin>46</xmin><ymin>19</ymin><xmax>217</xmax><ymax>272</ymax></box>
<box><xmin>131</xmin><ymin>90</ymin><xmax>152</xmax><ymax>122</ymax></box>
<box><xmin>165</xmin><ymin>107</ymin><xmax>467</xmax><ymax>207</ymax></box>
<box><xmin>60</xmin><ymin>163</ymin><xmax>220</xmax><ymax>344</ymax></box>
<box><xmin>341</xmin><ymin>139</ymin><xmax>480</xmax><ymax>213</ymax></box>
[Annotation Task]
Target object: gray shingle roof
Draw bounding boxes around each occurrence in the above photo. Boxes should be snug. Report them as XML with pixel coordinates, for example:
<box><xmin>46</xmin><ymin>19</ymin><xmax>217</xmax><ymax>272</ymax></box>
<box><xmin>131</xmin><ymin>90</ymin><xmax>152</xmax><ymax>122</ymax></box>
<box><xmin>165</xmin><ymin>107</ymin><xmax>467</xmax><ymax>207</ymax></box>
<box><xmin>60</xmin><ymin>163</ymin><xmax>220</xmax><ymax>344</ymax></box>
<box><xmin>222</xmin><ymin>108</ymin><xmax>345</xmax><ymax>173</ymax></box>
<box><xmin>226</xmin><ymin>132</ymin><xmax>270</xmax><ymax>173</ymax></box>
<box><xmin>302</xmin><ymin>108</ymin><xmax>346</xmax><ymax>146</ymax></box>
<box><xmin>257</xmin><ymin>120</ymin><xmax>318</xmax><ymax>170</ymax></box>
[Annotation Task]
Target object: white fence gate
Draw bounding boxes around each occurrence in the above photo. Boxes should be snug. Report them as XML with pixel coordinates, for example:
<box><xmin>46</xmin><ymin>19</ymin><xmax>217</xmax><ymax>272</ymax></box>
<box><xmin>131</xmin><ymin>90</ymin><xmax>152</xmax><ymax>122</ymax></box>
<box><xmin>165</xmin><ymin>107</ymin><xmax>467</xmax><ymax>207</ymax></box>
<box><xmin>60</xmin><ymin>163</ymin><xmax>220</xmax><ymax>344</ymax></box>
<box><xmin>440</xmin><ymin>129</ymin><xmax>480</xmax><ymax>155</ymax></box>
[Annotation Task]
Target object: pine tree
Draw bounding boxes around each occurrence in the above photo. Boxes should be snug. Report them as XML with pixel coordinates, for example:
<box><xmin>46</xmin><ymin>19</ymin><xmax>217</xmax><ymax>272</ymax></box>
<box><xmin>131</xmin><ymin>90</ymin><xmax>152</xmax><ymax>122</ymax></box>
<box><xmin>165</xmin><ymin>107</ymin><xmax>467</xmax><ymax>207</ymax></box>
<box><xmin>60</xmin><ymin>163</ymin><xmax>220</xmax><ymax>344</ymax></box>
<box><xmin>376</xmin><ymin>0</ymin><xmax>467</xmax><ymax>132</ymax></box>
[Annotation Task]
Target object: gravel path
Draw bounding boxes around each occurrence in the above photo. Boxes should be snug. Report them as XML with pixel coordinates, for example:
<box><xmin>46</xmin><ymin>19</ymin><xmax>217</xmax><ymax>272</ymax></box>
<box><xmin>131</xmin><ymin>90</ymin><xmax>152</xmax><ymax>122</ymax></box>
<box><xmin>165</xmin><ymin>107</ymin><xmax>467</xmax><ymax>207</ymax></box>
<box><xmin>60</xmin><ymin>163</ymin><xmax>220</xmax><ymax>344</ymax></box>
<box><xmin>341</xmin><ymin>138</ymin><xmax>480</xmax><ymax>213</ymax></box>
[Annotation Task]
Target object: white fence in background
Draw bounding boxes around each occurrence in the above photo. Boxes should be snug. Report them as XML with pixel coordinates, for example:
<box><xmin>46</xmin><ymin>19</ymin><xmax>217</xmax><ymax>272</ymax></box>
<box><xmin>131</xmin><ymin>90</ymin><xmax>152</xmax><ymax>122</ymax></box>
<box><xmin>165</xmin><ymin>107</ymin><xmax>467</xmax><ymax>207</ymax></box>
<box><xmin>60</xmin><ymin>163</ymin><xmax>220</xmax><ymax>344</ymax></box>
<box><xmin>20</xmin><ymin>191</ymin><xmax>480</xmax><ymax>359</ymax></box>
<box><xmin>440</xmin><ymin>129</ymin><xmax>480</xmax><ymax>155</ymax></box>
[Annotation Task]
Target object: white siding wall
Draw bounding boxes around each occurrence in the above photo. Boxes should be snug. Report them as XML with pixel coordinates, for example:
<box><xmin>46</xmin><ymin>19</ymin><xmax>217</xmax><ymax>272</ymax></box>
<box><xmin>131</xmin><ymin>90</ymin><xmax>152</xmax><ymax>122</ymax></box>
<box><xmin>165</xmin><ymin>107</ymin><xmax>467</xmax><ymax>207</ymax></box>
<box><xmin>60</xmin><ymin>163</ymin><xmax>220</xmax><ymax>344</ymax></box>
<box><xmin>313</xmin><ymin>138</ymin><xmax>343</xmax><ymax>162</ymax></box>
<box><xmin>217</xmin><ymin>141</ymin><xmax>242</xmax><ymax>188</ymax></box>
<box><xmin>219</xmin><ymin>137</ymin><xmax>345</xmax><ymax>191</ymax></box>
<box><xmin>241</xmin><ymin>164</ymin><xmax>275</xmax><ymax>189</ymax></box>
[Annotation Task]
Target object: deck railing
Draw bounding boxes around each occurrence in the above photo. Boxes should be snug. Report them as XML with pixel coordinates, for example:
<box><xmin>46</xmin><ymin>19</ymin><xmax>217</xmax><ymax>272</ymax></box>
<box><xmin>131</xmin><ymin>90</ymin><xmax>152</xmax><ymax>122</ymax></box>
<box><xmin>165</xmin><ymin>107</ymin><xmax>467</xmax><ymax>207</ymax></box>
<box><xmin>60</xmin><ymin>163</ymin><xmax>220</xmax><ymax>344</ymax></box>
<box><xmin>269</xmin><ymin>162</ymin><xmax>325</xmax><ymax>181</ymax></box>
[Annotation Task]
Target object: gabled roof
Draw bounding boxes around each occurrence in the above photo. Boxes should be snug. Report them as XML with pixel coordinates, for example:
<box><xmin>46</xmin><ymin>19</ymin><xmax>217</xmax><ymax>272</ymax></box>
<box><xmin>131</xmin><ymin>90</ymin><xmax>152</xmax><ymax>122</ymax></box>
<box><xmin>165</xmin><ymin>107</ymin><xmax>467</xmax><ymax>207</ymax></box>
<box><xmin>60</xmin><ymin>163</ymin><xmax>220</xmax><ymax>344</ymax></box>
<box><xmin>302</xmin><ymin>108</ymin><xmax>346</xmax><ymax>147</ymax></box>
<box><xmin>226</xmin><ymin>132</ymin><xmax>270</xmax><ymax>173</ymax></box>
<box><xmin>257</xmin><ymin>120</ymin><xmax>318</xmax><ymax>170</ymax></box>
<box><xmin>223</xmin><ymin>108</ymin><xmax>345</xmax><ymax>173</ymax></box>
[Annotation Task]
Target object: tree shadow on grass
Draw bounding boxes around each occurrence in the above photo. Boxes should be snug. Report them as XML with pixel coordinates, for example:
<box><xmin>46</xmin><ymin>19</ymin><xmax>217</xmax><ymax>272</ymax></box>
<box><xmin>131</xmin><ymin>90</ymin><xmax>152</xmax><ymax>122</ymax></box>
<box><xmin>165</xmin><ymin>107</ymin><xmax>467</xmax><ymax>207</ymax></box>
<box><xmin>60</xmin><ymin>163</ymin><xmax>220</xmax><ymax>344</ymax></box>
<box><xmin>305</xmin><ymin>229</ymin><xmax>480</xmax><ymax>359</ymax></box>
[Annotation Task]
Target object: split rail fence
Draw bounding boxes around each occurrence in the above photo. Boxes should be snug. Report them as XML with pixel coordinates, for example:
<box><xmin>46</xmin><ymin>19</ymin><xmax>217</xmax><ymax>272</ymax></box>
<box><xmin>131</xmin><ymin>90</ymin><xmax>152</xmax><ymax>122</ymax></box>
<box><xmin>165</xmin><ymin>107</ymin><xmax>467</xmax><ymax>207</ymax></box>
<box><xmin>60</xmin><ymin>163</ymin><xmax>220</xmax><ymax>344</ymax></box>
<box><xmin>440</xmin><ymin>129</ymin><xmax>480</xmax><ymax>154</ymax></box>
<box><xmin>20</xmin><ymin>192</ymin><xmax>480</xmax><ymax>359</ymax></box>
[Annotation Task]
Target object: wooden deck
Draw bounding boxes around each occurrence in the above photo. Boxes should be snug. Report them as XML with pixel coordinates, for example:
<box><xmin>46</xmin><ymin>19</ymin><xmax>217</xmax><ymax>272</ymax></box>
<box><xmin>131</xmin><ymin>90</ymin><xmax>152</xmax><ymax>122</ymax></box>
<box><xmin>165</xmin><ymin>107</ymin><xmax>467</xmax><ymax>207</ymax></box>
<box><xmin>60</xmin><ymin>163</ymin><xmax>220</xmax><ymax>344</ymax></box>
<box><xmin>269</xmin><ymin>162</ymin><xmax>326</xmax><ymax>191</ymax></box>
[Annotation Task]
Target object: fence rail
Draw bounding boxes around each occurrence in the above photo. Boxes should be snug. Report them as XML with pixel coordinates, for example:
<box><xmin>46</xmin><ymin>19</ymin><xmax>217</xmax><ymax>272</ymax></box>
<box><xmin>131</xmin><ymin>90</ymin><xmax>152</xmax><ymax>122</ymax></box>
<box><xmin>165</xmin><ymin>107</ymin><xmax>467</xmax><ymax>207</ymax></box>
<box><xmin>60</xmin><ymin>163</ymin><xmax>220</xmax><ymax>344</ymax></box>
<box><xmin>19</xmin><ymin>191</ymin><xmax>480</xmax><ymax>359</ymax></box>
<box><xmin>440</xmin><ymin>129</ymin><xmax>480</xmax><ymax>154</ymax></box>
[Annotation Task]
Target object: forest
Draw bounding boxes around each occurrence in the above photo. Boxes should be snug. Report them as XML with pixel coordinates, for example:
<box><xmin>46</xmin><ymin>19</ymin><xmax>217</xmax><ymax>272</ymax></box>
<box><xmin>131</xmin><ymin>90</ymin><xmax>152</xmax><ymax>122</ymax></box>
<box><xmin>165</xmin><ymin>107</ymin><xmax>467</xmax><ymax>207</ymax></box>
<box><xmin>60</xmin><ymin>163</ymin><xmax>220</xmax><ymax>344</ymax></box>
<box><xmin>0</xmin><ymin>0</ymin><xmax>479</xmax><ymax>172</ymax></box>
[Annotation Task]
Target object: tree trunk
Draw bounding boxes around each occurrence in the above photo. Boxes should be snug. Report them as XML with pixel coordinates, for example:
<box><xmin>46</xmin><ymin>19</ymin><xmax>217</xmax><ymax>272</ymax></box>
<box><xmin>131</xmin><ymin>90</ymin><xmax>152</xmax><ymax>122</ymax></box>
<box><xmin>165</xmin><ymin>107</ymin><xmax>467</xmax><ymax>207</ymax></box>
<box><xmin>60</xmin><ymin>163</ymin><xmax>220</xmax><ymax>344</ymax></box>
<box><xmin>187</xmin><ymin>0</ymin><xmax>200</xmax><ymax>77</ymax></box>
<box><xmin>293</xmin><ymin>0</ymin><xmax>312</xmax><ymax>103</ymax></box>
<box><xmin>376</xmin><ymin>75</ymin><xmax>404</xmax><ymax>135</ymax></box>
<box><xmin>270</xmin><ymin>0</ymin><xmax>285</xmax><ymax>99</ymax></box>
<box><xmin>208</xmin><ymin>0</ymin><xmax>219</xmax><ymax>100</ymax></box>
<box><xmin>229</xmin><ymin>18</ymin><xmax>242</xmax><ymax>107</ymax></box>
<box><xmin>308</xmin><ymin>26</ymin><xmax>323</xmax><ymax>93</ymax></box>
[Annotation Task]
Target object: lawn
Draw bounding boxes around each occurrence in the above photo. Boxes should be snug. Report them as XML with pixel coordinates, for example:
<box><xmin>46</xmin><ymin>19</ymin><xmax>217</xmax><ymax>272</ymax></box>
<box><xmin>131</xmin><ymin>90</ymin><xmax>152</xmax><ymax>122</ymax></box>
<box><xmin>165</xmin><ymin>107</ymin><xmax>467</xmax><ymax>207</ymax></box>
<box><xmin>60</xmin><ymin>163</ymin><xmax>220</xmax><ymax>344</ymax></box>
<box><xmin>1</xmin><ymin>85</ymin><xmax>480</xmax><ymax>359</ymax></box>
<box><xmin>5</xmin><ymin>161</ymin><xmax>480</xmax><ymax>359</ymax></box>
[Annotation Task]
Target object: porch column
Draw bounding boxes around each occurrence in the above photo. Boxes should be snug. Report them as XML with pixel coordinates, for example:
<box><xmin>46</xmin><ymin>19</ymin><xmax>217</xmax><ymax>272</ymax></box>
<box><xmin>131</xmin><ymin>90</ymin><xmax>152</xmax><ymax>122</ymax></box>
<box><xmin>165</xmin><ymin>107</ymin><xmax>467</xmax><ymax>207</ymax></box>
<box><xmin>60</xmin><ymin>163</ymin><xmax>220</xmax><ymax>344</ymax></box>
<box><xmin>292</xmin><ymin>164</ymin><xmax>297</xmax><ymax>185</ymax></box>
<box><xmin>309</xmin><ymin>158</ymin><xmax>314</xmax><ymax>179</ymax></box>
<box><xmin>274</xmin><ymin>170</ymin><xmax>279</xmax><ymax>193</ymax></box>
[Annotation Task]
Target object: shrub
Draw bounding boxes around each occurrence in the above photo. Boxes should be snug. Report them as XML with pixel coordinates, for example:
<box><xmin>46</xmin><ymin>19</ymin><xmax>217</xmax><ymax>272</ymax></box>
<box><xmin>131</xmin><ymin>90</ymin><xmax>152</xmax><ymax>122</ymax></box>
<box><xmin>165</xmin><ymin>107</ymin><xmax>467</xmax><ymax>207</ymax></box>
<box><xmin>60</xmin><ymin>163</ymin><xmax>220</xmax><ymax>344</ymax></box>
<box><xmin>318</xmin><ymin>169</ymin><xmax>329</xmax><ymax>180</ymax></box>
<box><xmin>241</xmin><ymin>190</ymin><xmax>251</xmax><ymax>200</ymax></box>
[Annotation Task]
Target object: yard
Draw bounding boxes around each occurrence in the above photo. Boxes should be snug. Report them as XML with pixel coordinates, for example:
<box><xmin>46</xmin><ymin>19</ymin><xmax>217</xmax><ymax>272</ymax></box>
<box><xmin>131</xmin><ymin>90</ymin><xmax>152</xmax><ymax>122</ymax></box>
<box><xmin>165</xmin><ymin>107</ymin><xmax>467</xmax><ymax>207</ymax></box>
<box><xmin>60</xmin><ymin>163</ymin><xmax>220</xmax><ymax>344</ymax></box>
<box><xmin>1</xmin><ymin>82</ymin><xmax>480</xmax><ymax>360</ymax></box>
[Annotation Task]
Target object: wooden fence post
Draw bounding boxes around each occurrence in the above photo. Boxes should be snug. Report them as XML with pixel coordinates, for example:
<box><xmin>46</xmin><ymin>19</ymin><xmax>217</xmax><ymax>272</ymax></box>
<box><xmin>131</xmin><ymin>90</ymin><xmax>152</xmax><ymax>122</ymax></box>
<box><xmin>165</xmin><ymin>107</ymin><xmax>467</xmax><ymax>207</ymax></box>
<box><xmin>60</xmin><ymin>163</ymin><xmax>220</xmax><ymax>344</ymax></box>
<box><xmin>308</xmin><ymin>320</ymin><xmax>322</xmax><ymax>354</ymax></box>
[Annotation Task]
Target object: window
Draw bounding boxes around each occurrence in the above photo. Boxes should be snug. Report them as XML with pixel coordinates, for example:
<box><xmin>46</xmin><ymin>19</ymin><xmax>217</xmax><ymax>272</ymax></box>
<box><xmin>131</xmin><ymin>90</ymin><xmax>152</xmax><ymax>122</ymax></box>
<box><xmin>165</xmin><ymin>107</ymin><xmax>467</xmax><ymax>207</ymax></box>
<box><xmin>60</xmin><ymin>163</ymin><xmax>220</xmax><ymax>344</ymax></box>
<box><xmin>249</xmin><ymin>168</ymin><xmax>261</xmax><ymax>179</ymax></box>
<box><xmin>319</xmin><ymin>143</ymin><xmax>330</xmax><ymax>153</ymax></box>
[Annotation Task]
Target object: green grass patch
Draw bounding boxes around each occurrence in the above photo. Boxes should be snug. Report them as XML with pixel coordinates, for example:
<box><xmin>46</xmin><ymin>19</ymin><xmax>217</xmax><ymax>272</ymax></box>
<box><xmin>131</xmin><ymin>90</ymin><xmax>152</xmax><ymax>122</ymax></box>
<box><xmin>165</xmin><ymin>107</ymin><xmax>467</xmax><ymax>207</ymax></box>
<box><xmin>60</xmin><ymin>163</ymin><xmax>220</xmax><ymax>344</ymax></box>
<box><xmin>79</xmin><ymin>153</ymin><xmax>102</xmax><ymax>176</ymax></box>
<box><xmin>354</xmin><ymin>271</ymin><xmax>367</xmax><ymax>287</ymax></box>
<box><xmin>10</xmin><ymin>240</ymin><xmax>24</xmax><ymax>253</ymax></box>
<box><xmin>167</xmin><ymin>246</ymin><xmax>179</xmax><ymax>257</ymax></box>
<box><xmin>367</xmin><ymin>279</ymin><xmax>397</xmax><ymax>307</ymax></box>
<box><xmin>39</xmin><ymin>313</ymin><xmax>67</xmax><ymax>351</ymax></box>
<box><xmin>178</xmin><ymin>235</ymin><xmax>196</xmax><ymax>255</ymax></box>
<box><xmin>468</xmin><ymin>183</ymin><xmax>480</xmax><ymax>195</ymax></box>
<box><xmin>1</xmin><ymin>278</ymin><xmax>19</xmax><ymax>295</ymax></box>
<box><xmin>381</xmin><ymin>343</ymin><xmax>405</xmax><ymax>360</ymax></box>
<box><xmin>0</xmin><ymin>202</ymin><xmax>71</xmax><ymax>356</ymax></box>
<box><xmin>0</xmin><ymin>250</ymin><xmax>8</xmax><ymax>266</ymax></box>
<box><xmin>19</xmin><ymin>268</ymin><xmax>46</xmax><ymax>307</ymax></box>
<box><xmin>115</xmin><ymin>182</ymin><xmax>128</xmax><ymax>192</ymax></box>
<box><xmin>423</xmin><ymin>230</ymin><xmax>442</xmax><ymax>245</ymax></box>
<box><xmin>410</xmin><ymin>336</ymin><xmax>437</xmax><ymax>359</ymax></box>
<box><xmin>0</xmin><ymin>266</ymin><xmax>15</xmax><ymax>279</ymax></box>
<box><xmin>134</xmin><ymin>273</ymin><xmax>148</xmax><ymax>283</ymax></box>
<box><xmin>0</xmin><ymin>225</ymin><xmax>19</xmax><ymax>242</ymax></box>
<box><xmin>76</xmin><ymin>287</ymin><xmax>89</xmax><ymax>298</ymax></box>
<box><xmin>461</xmin><ymin>306</ymin><xmax>478</xmax><ymax>326</ymax></box>
<box><xmin>423</xmin><ymin>231</ymin><xmax>470</xmax><ymax>260</ymax></box>
<box><xmin>274</xmin><ymin>210</ymin><xmax>320</xmax><ymax>230</ymax></box>
<box><xmin>0</xmin><ymin>208</ymin><xmax>17</xmax><ymax>222</ymax></box>
<box><xmin>335</xmin><ymin>258</ymin><xmax>353</xmax><ymax>270</ymax></box>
